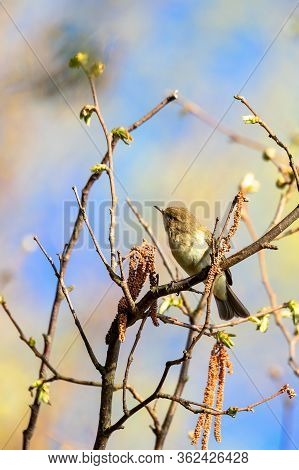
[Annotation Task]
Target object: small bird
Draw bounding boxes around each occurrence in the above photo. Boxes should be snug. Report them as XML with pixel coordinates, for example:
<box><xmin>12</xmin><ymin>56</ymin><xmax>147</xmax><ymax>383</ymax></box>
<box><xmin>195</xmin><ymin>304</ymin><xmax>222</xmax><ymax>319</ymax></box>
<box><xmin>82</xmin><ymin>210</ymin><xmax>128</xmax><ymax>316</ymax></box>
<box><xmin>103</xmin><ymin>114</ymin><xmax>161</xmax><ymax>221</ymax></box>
<box><xmin>155</xmin><ymin>205</ymin><xmax>249</xmax><ymax>320</ymax></box>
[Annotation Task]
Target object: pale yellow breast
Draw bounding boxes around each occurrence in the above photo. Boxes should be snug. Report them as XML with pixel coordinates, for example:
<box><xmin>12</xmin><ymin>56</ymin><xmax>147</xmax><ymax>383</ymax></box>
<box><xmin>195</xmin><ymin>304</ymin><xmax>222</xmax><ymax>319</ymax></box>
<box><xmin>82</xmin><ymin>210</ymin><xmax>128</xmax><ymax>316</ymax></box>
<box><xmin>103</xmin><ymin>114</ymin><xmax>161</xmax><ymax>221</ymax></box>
<box><xmin>168</xmin><ymin>229</ymin><xmax>210</xmax><ymax>276</ymax></box>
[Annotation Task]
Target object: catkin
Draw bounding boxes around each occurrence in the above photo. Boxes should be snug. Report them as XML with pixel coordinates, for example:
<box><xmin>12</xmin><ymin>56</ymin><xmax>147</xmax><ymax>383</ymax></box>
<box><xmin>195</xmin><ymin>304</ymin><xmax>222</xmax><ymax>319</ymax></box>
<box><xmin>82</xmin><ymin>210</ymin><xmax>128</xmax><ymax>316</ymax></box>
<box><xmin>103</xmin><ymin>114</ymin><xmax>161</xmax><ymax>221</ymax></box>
<box><xmin>116</xmin><ymin>241</ymin><xmax>157</xmax><ymax>342</ymax></box>
<box><xmin>192</xmin><ymin>343</ymin><xmax>233</xmax><ymax>449</ymax></box>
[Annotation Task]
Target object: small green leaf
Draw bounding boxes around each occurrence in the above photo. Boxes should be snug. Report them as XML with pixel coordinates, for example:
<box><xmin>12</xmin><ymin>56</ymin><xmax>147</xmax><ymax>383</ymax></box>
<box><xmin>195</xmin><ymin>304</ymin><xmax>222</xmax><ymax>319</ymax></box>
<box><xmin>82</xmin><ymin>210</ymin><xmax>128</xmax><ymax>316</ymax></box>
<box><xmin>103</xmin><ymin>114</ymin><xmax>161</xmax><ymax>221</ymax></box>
<box><xmin>90</xmin><ymin>163</ymin><xmax>109</xmax><ymax>174</ymax></box>
<box><xmin>89</xmin><ymin>62</ymin><xmax>105</xmax><ymax>77</ymax></box>
<box><xmin>111</xmin><ymin>127</ymin><xmax>133</xmax><ymax>145</ymax></box>
<box><xmin>28</xmin><ymin>337</ymin><xmax>36</xmax><ymax>348</ymax></box>
<box><xmin>37</xmin><ymin>383</ymin><xmax>51</xmax><ymax>405</ymax></box>
<box><xmin>242</xmin><ymin>115</ymin><xmax>260</xmax><ymax>124</ymax></box>
<box><xmin>257</xmin><ymin>315</ymin><xmax>270</xmax><ymax>333</ymax></box>
<box><xmin>286</xmin><ymin>300</ymin><xmax>299</xmax><ymax>325</ymax></box>
<box><xmin>248</xmin><ymin>315</ymin><xmax>262</xmax><ymax>325</ymax></box>
<box><xmin>159</xmin><ymin>297</ymin><xmax>171</xmax><ymax>315</ymax></box>
<box><xmin>215</xmin><ymin>331</ymin><xmax>235</xmax><ymax>348</ymax></box>
<box><xmin>69</xmin><ymin>52</ymin><xmax>89</xmax><ymax>69</ymax></box>
<box><xmin>31</xmin><ymin>379</ymin><xmax>42</xmax><ymax>389</ymax></box>
<box><xmin>80</xmin><ymin>105</ymin><xmax>95</xmax><ymax>126</ymax></box>
<box><xmin>169</xmin><ymin>295</ymin><xmax>183</xmax><ymax>309</ymax></box>
<box><xmin>227</xmin><ymin>407</ymin><xmax>238</xmax><ymax>418</ymax></box>
<box><xmin>30</xmin><ymin>380</ymin><xmax>50</xmax><ymax>404</ymax></box>
<box><xmin>280</xmin><ymin>308</ymin><xmax>292</xmax><ymax>319</ymax></box>
<box><xmin>250</xmin><ymin>313</ymin><xmax>270</xmax><ymax>333</ymax></box>
<box><xmin>159</xmin><ymin>295</ymin><xmax>184</xmax><ymax>315</ymax></box>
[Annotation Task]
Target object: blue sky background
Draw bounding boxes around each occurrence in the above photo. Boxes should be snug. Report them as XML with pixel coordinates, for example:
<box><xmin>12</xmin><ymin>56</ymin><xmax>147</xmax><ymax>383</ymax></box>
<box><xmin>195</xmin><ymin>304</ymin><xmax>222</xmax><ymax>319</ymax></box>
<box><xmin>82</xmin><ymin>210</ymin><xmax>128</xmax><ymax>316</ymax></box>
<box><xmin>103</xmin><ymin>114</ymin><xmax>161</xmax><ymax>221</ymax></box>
<box><xmin>0</xmin><ymin>0</ymin><xmax>299</xmax><ymax>450</ymax></box>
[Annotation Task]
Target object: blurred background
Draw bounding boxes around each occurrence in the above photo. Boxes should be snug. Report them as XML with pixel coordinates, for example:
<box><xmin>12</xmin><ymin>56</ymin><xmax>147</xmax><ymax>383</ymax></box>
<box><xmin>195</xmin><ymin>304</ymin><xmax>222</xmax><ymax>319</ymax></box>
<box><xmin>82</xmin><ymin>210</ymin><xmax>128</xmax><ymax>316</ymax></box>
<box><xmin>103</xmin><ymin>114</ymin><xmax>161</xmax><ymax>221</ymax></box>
<box><xmin>0</xmin><ymin>0</ymin><xmax>299</xmax><ymax>450</ymax></box>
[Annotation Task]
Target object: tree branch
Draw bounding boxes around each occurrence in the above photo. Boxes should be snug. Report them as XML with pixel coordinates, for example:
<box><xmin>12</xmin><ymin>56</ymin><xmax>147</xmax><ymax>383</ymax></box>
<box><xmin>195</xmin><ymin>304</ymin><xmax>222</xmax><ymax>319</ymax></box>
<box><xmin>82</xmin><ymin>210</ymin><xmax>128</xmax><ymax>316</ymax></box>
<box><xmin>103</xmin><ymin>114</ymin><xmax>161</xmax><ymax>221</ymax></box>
<box><xmin>19</xmin><ymin>91</ymin><xmax>178</xmax><ymax>450</ymax></box>
<box><xmin>34</xmin><ymin>236</ymin><xmax>105</xmax><ymax>376</ymax></box>
<box><xmin>135</xmin><ymin>205</ymin><xmax>299</xmax><ymax>319</ymax></box>
<box><xmin>178</xmin><ymin>97</ymin><xmax>267</xmax><ymax>151</ymax></box>
<box><xmin>234</xmin><ymin>95</ymin><xmax>299</xmax><ymax>191</ymax></box>
<box><xmin>127</xmin><ymin>91</ymin><xmax>178</xmax><ymax>132</ymax></box>
<box><xmin>157</xmin><ymin>383</ymin><xmax>295</xmax><ymax>415</ymax></box>
<box><xmin>123</xmin><ymin>317</ymin><xmax>147</xmax><ymax>416</ymax></box>
<box><xmin>1</xmin><ymin>299</ymin><xmax>58</xmax><ymax>376</ymax></box>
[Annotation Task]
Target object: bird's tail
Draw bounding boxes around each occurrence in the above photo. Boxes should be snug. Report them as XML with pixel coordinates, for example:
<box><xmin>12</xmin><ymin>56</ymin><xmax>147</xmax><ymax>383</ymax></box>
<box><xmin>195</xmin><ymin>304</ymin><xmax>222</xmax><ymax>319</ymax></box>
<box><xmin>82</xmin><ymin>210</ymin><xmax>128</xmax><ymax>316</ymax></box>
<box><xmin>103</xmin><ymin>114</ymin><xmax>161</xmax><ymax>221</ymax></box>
<box><xmin>215</xmin><ymin>284</ymin><xmax>250</xmax><ymax>320</ymax></box>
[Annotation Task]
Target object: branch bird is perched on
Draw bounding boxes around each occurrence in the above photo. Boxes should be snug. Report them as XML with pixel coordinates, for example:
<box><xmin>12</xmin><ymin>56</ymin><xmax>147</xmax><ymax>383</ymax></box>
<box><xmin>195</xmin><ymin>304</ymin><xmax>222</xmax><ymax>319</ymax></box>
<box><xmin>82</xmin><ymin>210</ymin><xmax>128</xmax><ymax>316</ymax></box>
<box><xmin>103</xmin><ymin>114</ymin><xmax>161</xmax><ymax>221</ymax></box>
<box><xmin>155</xmin><ymin>206</ymin><xmax>250</xmax><ymax>320</ymax></box>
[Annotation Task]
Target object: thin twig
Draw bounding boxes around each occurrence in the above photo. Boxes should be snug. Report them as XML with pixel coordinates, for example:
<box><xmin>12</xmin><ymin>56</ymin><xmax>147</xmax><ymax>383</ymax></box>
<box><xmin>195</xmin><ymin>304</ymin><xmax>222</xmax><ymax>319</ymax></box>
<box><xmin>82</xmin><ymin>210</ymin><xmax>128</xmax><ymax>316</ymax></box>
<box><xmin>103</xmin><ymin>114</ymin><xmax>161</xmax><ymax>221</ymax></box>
<box><xmin>242</xmin><ymin>207</ymin><xmax>299</xmax><ymax>377</ymax></box>
<box><xmin>234</xmin><ymin>384</ymin><xmax>296</xmax><ymax>412</ymax></box>
<box><xmin>156</xmin><ymin>383</ymin><xmax>295</xmax><ymax>415</ymax></box>
<box><xmin>72</xmin><ymin>186</ymin><xmax>117</xmax><ymax>276</ymax></box>
<box><xmin>178</xmin><ymin>97</ymin><xmax>267</xmax><ymax>151</ymax></box>
<box><xmin>34</xmin><ymin>236</ymin><xmax>105</xmax><ymax>376</ymax></box>
<box><xmin>154</xmin><ymin>327</ymin><xmax>197</xmax><ymax>449</ymax></box>
<box><xmin>242</xmin><ymin>207</ymin><xmax>277</xmax><ymax>306</ymax></box>
<box><xmin>157</xmin><ymin>314</ymin><xmax>203</xmax><ymax>333</ymax></box>
<box><xmin>1</xmin><ymin>299</ymin><xmax>58</xmax><ymax>375</ymax></box>
<box><xmin>234</xmin><ymin>95</ymin><xmax>299</xmax><ymax>191</ymax></box>
<box><xmin>87</xmin><ymin>73</ymin><xmax>117</xmax><ymax>270</ymax></box>
<box><xmin>179</xmin><ymin>97</ymin><xmax>288</xmax><ymax>175</ymax></box>
<box><xmin>87</xmin><ymin>74</ymin><xmax>100</xmax><ymax>110</ymax></box>
<box><xmin>34</xmin><ymin>370</ymin><xmax>162</xmax><ymax>432</ymax></box>
<box><xmin>289</xmin><ymin>336</ymin><xmax>299</xmax><ymax>377</ymax></box>
<box><xmin>107</xmin><ymin>370</ymin><xmax>295</xmax><ymax>437</ymax></box>
<box><xmin>268</xmin><ymin>186</ymin><xmax>292</xmax><ymax>230</ymax></box>
<box><xmin>123</xmin><ymin>317</ymin><xmax>148</xmax><ymax>416</ymax></box>
<box><xmin>158</xmin><ymin>304</ymin><xmax>285</xmax><ymax>332</ymax></box>
<box><xmin>209</xmin><ymin>305</ymin><xmax>284</xmax><ymax>330</ymax></box>
<box><xmin>107</xmin><ymin>353</ymin><xmax>188</xmax><ymax>436</ymax></box>
<box><xmin>127</xmin><ymin>91</ymin><xmax>178</xmax><ymax>132</ymax></box>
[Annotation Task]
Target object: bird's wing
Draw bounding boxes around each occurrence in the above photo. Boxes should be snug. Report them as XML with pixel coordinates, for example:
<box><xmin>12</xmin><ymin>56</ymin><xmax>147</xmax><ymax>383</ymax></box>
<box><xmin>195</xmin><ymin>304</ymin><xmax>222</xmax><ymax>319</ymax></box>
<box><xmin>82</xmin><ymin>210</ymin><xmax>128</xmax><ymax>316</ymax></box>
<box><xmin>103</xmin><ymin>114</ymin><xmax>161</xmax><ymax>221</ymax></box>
<box><xmin>224</xmin><ymin>268</ymin><xmax>233</xmax><ymax>286</ymax></box>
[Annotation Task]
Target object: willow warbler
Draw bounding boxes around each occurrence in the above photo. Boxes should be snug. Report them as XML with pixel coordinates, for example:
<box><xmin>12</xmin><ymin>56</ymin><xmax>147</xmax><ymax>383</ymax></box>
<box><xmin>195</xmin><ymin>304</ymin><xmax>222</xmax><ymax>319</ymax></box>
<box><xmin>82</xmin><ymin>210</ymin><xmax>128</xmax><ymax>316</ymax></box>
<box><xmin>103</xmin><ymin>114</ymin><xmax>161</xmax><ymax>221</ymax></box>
<box><xmin>155</xmin><ymin>205</ymin><xmax>249</xmax><ymax>320</ymax></box>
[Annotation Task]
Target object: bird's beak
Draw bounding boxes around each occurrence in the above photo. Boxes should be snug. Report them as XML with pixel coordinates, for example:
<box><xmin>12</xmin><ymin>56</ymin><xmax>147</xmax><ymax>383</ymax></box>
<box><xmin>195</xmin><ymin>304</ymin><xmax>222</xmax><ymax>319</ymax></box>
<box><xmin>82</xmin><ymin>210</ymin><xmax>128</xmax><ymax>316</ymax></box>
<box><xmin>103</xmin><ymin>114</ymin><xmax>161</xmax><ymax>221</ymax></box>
<box><xmin>154</xmin><ymin>205</ymin><xmax>164</xmax><ymax>214</ymax></box>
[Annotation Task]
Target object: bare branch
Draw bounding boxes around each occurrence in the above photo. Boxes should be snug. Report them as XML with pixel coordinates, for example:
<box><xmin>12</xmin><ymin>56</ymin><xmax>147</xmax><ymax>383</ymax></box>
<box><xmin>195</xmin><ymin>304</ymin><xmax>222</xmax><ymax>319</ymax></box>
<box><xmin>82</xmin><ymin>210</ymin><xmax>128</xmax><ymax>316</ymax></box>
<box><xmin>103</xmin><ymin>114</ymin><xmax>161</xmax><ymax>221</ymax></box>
<box><xmin>20</xmin><ymin>91</ymin><xmax>178</xmax><ymax>450</ymax></box>
<box><xmin>123</xmin><ymin>317</ymin><xmax>147</xmax><ymax>416</ymax></box>
<box><xmin>242</xmin><ymin>207</ymin><xmax>277</xmax><ymax>306</ymax></box>
<box><xmin>275</xmin><ymin>225</ymin><xmax>299</xmax><ymax>240</ymax></box>
<box><xmin>34</xmin><ymin>236</ymin><xmax>105</xmax><ymax>376</ymax></box>
<box><xmin>209</xmin><ymin>305</ymin><xmax>284</xmax><ymax>330</ymax></box>
<box><xmin>158</xmin><ymin>304</ymin><xmax>285</xmax><ymax>332</ymax></box>
<box><xmin>157</xmin><ymin>383</ymin><xmax>295</xmax><ymax>415</ymax></box>
<box><xmin>178</xmin><ymin>97</ymin><xmax>266</xmax><ymax>151</ymax></box>
<box><xmin>269</xmin><ymin>186</ymin><xmax>293</xmax><ymax>230</ymax></box>
<box><xmin>242</xmin><ymin>206</ymin><xmax>299</xmax><ymax>377</ymax></box>
<box><xmin>127</xmin><ymin>91</ymin><xmax>178</xmax><ymax>132</ymax></box>
<box><xmin>1</xmin><ymin>299</ymin><xmax>57</xmax><ymax>375</ymax></box>
<box><xmin>72</xmin><ymin>185</ymin><xmax>109</xmax><ymax>266</ymax></box>
<box><xmin>234</xmin><ymin>95</ymin><xmax>299</xmax><ymax>191</ymax></box>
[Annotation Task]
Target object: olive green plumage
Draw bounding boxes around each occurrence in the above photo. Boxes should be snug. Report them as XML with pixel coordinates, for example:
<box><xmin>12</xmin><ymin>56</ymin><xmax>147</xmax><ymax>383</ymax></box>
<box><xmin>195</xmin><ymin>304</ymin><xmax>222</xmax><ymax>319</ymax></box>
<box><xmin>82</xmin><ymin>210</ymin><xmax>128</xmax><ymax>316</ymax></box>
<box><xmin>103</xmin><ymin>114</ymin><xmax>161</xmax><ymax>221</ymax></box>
<box><xmin>156</xmin><ymin>206</ymin><xmax>249</xmax><ymax>320</ymax></box>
